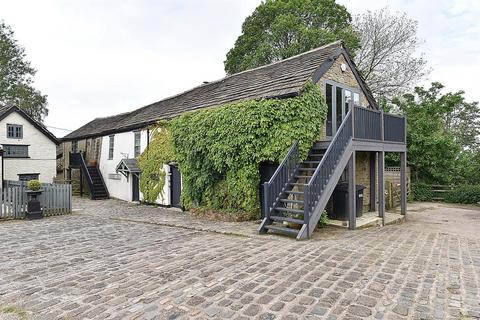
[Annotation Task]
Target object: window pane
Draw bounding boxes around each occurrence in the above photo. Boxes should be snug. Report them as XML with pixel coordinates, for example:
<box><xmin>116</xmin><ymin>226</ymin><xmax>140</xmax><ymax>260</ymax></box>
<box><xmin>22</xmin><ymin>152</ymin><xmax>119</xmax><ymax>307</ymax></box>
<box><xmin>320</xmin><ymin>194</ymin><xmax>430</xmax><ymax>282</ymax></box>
<box><xmin>326</xmin><ymin>84</ymin><xmax>333</xmax><ymax>136</ymax></box>
<box><xmin>4</xmin><ymin>145</ymin><xmax>28</xmax><ymax>157</ymax></box>
<box><xmin>134</xmin><ymin>132</ymin><xmax>141</xmax><ymax>157</ymax></box>
<box><xmin>109</xmin><ymin>135</ymin><xmax>114</xmax><ymax>159</ymax></box>
<box><xmin>336</xmin><ymin>87</ymin><xmax>343</xmax><ymax>131</ymax></box>
<box><xmin>354</xmin><ymin>93</ymin><xmax>360</xmax><ymax>106</ymax></box>
<box><xmin>345</xmin><ymin>90</ymin><xmax>352</xmax><ymax>115</ymax></box>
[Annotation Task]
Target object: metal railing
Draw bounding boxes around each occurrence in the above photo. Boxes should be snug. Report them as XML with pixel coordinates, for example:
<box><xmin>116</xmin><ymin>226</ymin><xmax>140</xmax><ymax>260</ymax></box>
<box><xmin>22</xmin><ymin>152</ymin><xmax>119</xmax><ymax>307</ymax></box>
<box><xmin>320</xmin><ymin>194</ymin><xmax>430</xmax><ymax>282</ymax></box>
<box><xmin>304</xmin><ymin>109</ymin><xmax>353</xmax><ymax>229</ymax></box>
<box><xmin>70</xmin><ymin>152</ymin><xmax>95</xmax><ymax>195</ymax></box>
<box><xmin>263</xmin><ymin>141</ymin><xmax>299</xmax><ymax>220</ymax></box>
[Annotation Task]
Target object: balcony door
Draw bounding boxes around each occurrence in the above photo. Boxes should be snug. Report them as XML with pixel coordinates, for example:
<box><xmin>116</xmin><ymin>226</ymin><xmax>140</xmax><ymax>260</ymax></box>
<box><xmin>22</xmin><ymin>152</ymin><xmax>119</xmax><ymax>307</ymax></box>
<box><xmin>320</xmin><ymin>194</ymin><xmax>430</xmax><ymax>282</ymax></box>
<box><xmin>325</xmin><ymin>81</ymin><xmax>360</xmax><ymax>137</ymax></box>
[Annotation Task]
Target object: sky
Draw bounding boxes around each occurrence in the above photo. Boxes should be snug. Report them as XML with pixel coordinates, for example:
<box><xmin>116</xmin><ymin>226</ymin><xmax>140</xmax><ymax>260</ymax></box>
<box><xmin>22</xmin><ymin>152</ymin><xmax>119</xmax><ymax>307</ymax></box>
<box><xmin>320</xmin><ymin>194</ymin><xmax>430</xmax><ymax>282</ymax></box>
<box><xmin>0</xmin><ymin>0</ymin><xmax>479</xmax><ymax>137</ymax></box>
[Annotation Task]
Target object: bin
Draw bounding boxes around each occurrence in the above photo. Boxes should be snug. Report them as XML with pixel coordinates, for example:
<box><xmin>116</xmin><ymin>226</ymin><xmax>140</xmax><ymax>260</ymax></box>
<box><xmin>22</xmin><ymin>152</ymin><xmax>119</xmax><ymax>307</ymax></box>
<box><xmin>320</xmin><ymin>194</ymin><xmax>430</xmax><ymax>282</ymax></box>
<box><xmin>330</xmin><ymin>183</ymin><xmax>365</xmax><ymax>220</ymax></box>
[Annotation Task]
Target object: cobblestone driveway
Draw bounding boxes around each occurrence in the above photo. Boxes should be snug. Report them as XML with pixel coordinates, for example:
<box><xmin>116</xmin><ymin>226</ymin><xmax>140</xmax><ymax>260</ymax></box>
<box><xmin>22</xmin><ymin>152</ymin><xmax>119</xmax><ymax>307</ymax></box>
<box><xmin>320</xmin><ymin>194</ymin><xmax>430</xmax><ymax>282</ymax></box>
<box><xmin>0</xmin><ymin>199</ymin><xmax>479</xmax><ymax>320</ymax></box>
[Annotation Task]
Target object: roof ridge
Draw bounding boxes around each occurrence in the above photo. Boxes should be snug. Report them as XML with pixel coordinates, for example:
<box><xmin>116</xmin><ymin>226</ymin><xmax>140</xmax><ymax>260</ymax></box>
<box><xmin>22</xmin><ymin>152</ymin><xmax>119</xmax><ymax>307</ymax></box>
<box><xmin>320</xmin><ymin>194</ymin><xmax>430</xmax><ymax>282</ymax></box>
<box><xmin>129</xmin><ymin>40</ymin><xmax>344</xmax><ymax>114</ymax></box>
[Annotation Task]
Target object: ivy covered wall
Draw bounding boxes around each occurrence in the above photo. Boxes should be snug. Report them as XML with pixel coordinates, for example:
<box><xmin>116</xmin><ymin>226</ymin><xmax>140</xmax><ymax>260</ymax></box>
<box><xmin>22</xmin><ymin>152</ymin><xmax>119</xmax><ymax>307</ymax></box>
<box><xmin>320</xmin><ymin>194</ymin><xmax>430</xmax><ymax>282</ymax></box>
<box><xmin>138</xmin><ymin>81</ymin><xmax>327</xmax><ymax>219</ymax></box>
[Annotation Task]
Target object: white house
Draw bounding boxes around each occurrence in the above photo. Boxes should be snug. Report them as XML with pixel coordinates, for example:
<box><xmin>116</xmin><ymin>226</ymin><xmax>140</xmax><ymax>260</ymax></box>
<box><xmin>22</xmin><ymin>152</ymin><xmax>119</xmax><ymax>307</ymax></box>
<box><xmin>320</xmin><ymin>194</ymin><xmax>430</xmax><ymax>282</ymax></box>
<box><xmin>0</xmin><ymin>105</ymin><xmax>58</xmax><ymax>183</ymax></box>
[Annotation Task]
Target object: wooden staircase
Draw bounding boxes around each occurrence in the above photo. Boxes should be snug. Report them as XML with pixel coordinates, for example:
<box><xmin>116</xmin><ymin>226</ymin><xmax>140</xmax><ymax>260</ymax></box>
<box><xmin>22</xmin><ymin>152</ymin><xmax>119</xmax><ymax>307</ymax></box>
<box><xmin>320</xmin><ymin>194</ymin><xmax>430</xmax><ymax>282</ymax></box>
<box><xmin>262</xmin><ymin>148</ymin><xmax>325</xmax><ymax>237</ymax></box>
<box><xmin>259</xmin><ymin>108</ymin><xmax>354</xmax><ymax>240</ymax></box>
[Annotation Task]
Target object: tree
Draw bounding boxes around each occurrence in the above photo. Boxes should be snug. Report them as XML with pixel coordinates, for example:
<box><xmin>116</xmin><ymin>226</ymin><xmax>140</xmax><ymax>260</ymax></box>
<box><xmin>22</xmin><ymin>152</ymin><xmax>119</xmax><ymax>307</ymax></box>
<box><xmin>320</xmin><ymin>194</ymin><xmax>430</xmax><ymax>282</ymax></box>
<box><xmin>392</xmin><ymin>82</ymin><xmax>480</xmax><ymax>184</ymax></box>
<box><xmin>0</xmin><ymin>21</ymin><xmax>48</xmax><ymax>121</ymax></box>
<box><xmin>224</xmin><ymin>0</ymin><xmax>359</xmax><ymax>74</ymax></box>
<box><xmin>354</xmin><ymin>8</ymin><xmax>427</xmax><ymax>100</ymax></box>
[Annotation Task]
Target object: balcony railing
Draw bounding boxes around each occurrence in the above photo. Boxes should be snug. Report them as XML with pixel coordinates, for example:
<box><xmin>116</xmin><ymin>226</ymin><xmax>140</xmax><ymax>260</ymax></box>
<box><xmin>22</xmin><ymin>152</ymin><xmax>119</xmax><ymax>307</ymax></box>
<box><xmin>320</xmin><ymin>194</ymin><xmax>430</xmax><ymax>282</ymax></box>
<box><xmin>352</xmin><ymin>106</ymin><xmax>406</xmax><ymax>143</ymax></box>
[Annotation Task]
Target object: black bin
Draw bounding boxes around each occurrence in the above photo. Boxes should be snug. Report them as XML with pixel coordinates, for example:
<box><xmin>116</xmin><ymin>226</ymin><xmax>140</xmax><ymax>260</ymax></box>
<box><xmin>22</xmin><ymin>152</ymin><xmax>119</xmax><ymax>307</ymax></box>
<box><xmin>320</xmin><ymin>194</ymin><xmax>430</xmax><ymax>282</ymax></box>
<box><xmin>330</xmin><ymin>183</ymin><xmax>366</xmax><ymax>221</ymax></box>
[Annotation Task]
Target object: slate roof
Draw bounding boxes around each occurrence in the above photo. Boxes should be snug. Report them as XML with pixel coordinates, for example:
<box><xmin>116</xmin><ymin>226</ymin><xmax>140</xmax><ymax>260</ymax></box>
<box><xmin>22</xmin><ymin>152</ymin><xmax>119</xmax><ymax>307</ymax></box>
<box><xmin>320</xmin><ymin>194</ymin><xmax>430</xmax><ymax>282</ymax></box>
<box><xmin>64</xmin><ymin>41</ymin><xmax>376</xmax><ymax>140</ymax></box>
<box><xmin>0</xmin><ymin>105</ymin><xmax>58</xmax><ymax>144</ymax></box>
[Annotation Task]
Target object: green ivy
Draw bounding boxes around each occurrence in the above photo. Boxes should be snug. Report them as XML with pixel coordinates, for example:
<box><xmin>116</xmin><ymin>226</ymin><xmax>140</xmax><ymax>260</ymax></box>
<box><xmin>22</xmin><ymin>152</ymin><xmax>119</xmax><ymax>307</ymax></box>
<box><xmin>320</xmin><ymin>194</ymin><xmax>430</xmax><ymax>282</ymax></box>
<box><xmin>139</xmin><ymin>81</ymin><xmax>327</xmax><ymax>217</ymax></box>
<box><xmin>412</xmin><ymin>183</ymin><xmax>434</xmax><ymax>201</ymax></box>
<box><xmin>138</xmin><ymin>122</ymin><xmax>175</xmax><ymax>203</ymax></box>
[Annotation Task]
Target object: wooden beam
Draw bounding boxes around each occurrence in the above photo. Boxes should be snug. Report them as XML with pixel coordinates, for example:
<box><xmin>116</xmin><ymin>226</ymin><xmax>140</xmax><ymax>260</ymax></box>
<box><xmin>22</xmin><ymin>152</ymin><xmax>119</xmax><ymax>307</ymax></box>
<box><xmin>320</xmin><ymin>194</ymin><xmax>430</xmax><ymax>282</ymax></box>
<box><xmin>400</xmin><ymin>152</ymin><xmax>407</xmax><ymax>217</ymax></box>
<box><xmin>378</xmin><ymin>151</ymin><xmax>385</xmax><ymax>225</ymax></box>
<box><xmin>348</xmin><ymin>152</ymin><xmax>356</xmax><ymax>230</ymax></box>
<box><xmin>370</xmin><ymin>152</ymin><xmax>376</xmax><ymax>212</ymax></box>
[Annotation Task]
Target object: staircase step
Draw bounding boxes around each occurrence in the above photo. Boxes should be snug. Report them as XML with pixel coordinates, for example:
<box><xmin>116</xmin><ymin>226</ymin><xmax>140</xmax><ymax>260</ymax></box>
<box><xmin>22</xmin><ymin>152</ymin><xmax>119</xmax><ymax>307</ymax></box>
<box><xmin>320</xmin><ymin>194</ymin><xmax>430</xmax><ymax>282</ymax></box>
<box><xmin>279</xmin><ymin>199</ymin><xmax>304</xmax><ymax>205</ymax></box>
<box><xmin>303</xmin><ymin>161</ymin><xmax>320</xmax><ymax>164</ymax></box>
<box><xmin>295</xmin><ymin>175</ymin><xmax>312</xmax><ymax>179</ymax></box>
<box><xmin>265</xmin><ymin>225</ymin><xmax>299</xmax><ymax>237</ymax></box>
<box><xmin>298</xmin><ymin>167</ymin><xmax>316</xmax><ymax>171</ymax></box>
<box><xmin>274</xmin><ymin>207</ymin><xmax>304</xmax><ymax>214</ymax></box>
<box><xmin>270</xmin><ymin>216</ymin><xmax>304</xmax><ymax>225</ymax></box>
<box><xmin>290</xmin><ymin>182</ymin><xmax>307</xmax><ymax>186</ymax></box>
<box><xmin>285</xmin><ymin>190</ymin><xmax>304</xmax><ymax>195</ymax></box>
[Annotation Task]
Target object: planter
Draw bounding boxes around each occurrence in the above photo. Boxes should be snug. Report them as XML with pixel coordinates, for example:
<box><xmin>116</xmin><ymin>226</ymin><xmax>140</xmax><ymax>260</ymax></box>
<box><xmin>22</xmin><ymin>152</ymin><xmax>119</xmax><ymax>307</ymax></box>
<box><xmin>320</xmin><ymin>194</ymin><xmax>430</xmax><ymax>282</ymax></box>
<box><xmin>26</xmin><ymin>189</ymin><xmax>44</xmax><ymax>220</ymax></box>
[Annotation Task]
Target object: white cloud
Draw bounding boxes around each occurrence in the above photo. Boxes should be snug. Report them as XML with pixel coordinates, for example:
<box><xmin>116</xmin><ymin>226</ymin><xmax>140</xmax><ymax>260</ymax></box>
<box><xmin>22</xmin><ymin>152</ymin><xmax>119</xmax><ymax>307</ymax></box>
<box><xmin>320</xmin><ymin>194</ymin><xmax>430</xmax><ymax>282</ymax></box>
<box><xmin>1</xmin><ymin>0</ymin><xmax>478</xmax><ymax>137</ymax></box>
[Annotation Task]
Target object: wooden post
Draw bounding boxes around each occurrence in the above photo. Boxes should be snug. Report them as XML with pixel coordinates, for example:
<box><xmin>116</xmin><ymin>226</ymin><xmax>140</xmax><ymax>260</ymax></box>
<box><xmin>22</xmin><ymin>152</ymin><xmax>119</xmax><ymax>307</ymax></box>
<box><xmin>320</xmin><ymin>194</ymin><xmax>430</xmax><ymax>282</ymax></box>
<box><xmin>378</xmin><ymin>151</ymin><xmax>385</xmax><ymax>225</ymax></box>
<box><xmin>348</xmin><ymin>152</ymin><xmax>356</xmax><ymax>230</ymax></box>
<box><xmin>369</xmin><ymin>152</ymin><xmax>376</xmax><ymax>212</ymax></box>
<box><xmin>400</xmin><ymin>152</ymin><xmax>407</xmax><ymax>217</ymax></box>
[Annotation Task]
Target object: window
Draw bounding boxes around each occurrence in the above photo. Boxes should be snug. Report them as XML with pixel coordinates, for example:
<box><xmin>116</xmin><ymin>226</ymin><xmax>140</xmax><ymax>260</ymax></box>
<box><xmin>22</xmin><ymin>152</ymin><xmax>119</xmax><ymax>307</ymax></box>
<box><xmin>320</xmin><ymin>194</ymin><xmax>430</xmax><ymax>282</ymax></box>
<box><xmin>18</xmin><ymin>173</ymin><xmax>39</xmax><ymax>181</ymax></box>
<box><xmin>108</xmin><ymin>135</ymin><xmax>114</xmax><ymax>160</ymax></box>
<box><xmin>134</xmin><ymin>131</ymin><xmax>141</xmax><ymax>158</ymax></box>
<box><xmin>3</xmin><ymin>145</ymin><xmax>29</xmax><ymax>158</ymax></box>
<box><xmin>325</xmin><ymin>82</ymin><xmax>360</xmax><ymax>136</ymax></box>
<box><xmin>71</xmin><ymin>140</ymin><xmax>78</xmax><ymax>153</ymax></box>
<box><xmin>7</xmin><ymin>124</ymin><xmax>23</xmax><ymax>139</ymax></box>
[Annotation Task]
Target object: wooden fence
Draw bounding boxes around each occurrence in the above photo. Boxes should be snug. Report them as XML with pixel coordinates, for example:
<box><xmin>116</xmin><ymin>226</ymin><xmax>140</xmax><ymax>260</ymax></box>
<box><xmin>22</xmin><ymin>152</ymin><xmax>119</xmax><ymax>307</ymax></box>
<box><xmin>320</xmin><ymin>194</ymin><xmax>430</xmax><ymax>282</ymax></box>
<box><xmin>385</xmin><ymin>167</ymin><xmax>411</xmax><ymax>209</ymax></box>
<box><xmin>1</xmin><ymin>181</ymin><xmax>72</xmax><ymax>219</ymax></box>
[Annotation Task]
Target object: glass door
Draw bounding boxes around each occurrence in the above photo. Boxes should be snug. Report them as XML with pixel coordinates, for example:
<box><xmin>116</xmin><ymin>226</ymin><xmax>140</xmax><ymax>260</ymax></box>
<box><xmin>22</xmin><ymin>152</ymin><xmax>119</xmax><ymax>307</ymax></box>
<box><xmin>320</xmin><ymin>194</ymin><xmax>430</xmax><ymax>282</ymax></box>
<box><xmin>325</xmin><ymin>82</ymin><xmax>360</xmax><ymax>137</ymax></box>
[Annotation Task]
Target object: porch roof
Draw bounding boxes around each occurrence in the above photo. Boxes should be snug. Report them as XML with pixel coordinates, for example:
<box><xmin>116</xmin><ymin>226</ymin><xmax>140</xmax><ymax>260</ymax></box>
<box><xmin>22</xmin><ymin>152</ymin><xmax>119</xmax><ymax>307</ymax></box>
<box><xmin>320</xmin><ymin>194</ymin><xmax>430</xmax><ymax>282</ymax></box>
<box><xmin>116</xmin><ymin>158</ymin><xmax>141</xmax><ymax>174</ymax></box>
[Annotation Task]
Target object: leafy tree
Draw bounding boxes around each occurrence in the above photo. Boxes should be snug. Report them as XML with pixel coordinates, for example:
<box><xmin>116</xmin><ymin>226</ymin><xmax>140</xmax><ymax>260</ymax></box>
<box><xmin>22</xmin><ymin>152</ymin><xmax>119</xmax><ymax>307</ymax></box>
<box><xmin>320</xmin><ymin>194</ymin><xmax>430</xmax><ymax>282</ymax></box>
<box><xmin>0</xmin><ymin>20</ymin><xmax>48</xmax><ymax>121</ymax></box>
<box><xmin>354</xmin><ymin>8</ymin><xmax>427</xmax><ymax>100</ymax></box>
<box><xmin>392</xmin><ymin>83</ymin><xmax>462</xmax><ymax>184</ymax></box>
<box><xmin>224</xmin><ymin>0</ymin><xmax>359</xmax><ymax>74</ymax></box>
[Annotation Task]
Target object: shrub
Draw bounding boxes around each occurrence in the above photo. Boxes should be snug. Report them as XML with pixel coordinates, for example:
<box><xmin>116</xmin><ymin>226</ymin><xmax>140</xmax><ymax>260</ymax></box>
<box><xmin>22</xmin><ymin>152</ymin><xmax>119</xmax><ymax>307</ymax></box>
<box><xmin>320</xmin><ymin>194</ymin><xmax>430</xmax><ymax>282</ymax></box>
<box><xmin>27</xmin><ymin>180</ymin><xmax>42</xmax><ymax>191</ymax></box>
<box><xmin>412</xmin><ymin>183</ymin><xmax>434</xmax><ymax>201</ymax></box>
<box><xmin>444</xmin><ymin>185</ymin><xmax>480</xmax><ymax>204</ymax></box>
<box><xmin>318</xmin><ymin>210</ymin><xmax>329</xmax><ymax>227</ymax></box>
<box><xmin>139</xmin><ymin>81</ymin><xmax>327</xmax><ymax>218</ymax></box>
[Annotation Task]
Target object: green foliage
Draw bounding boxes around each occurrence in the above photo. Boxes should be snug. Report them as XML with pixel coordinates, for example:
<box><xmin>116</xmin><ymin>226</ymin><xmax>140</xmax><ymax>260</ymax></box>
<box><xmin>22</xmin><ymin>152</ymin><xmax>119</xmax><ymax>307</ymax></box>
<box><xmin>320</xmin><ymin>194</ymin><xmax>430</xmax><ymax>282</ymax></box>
<box><xmin>318</xmin><ymin>210</ymin><xmax>329</xmax><ymax>227</ymax></box>
<box><xmin>138</xmin><ymin>123</ymin><xmax>175</xmax><ymax>203</ymax></box>
<box><xmin>392</xmin><ymin>83</ymin><xmax>465</xmax><ymax>184</ymax></box>
<box><xmin>27</xmin><ymin>180</ymin><xmax>42</xmax><ymax>191</ymax></box>
<box><xmin>0</xmin><ymin>21</ymin><xmax>48</xmax><ymax>121</ymax></box>
<box><xmin>444</xmin><ymin>185</ymin><xmax>480</xmax><ymax>204</ymax></box>
<box><xmin>412</xmin><ymin>183</ymin><xmax>434</xmax><ymax>201</ymax></box>
<box><xmin>224</xmin><ymin>0</ymin><xmax>359</xmax><ymax>74</ymax></box>
<box><xmin>167</xmin><ymin>81</ymin><xmax>327</xmax><ymax>217</ymax></box>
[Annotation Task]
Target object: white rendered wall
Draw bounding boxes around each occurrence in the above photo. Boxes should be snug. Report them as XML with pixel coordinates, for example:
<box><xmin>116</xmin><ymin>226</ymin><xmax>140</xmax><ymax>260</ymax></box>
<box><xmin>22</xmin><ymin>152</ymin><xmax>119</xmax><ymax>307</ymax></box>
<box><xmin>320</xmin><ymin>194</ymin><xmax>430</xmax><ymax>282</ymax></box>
<box><xmin>98</xmin><ymin>129</ymin><xmax>171</xmax><ymax>204</ymax></box>
<box><xmin>0</xmin><ymin>111</ymin><xmax>57</xmax><ymax>183</ymax></box>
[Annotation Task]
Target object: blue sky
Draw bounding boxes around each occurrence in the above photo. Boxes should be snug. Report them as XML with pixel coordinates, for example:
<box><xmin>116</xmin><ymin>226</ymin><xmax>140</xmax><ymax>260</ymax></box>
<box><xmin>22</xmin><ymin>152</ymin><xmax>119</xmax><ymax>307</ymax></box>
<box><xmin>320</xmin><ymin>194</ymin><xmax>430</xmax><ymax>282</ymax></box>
<box><xmin>0</xmin><ymin>0</ymin><xmax>478</xmax><ymax>137</ymax></box>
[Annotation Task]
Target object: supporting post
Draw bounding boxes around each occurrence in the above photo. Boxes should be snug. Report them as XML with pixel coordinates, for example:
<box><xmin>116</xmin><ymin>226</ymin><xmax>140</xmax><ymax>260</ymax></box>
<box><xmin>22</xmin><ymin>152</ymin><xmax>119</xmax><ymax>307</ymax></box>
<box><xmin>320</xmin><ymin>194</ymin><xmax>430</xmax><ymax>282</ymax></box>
<box><xmin>79</xmin><ymin>168</ymin><xmax>83</xmax><ymax>198</ymax></box>
<box><xmin>348</xmin><ymin>151</ymin><xmax>356</xmax><ymax>230</ymax></box>
<box><xmin>400</xmin><ymin>152</ymin><xmax>407</xmax><ymax>217</ymax></box>
<box><xmin>369</xmin><ymin>152</ymin><xmax>376</xmax><ymax>212</ymax></box>
<box><xmin>378</xmin><ymin>151</ymin><xmax>385</xmax><ymax>225</ymax></box>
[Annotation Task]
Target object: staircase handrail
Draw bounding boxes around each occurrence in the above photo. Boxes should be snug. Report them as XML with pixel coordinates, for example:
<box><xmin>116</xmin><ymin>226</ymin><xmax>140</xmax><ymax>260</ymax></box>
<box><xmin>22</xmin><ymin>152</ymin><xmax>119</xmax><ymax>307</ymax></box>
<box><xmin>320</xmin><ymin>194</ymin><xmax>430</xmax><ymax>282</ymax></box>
<box><xmin>263</xmin><ymin>141</ymin><xmax>299</xmax><ymax>220</ymax></box>
<box><xmin>78</xmin><ymin>152</ymin><xmax>95</xmax><ymax>195</ymax></box>
<box><xmin>305</xmin><ymin>109</ymin><xmax>353</xmax><ymax>217</ymax></box>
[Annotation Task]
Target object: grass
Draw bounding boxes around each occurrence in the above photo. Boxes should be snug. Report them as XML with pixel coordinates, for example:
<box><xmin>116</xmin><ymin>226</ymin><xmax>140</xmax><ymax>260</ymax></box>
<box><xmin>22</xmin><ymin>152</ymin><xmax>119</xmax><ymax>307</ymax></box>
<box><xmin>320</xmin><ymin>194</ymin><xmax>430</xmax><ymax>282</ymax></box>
<box><xmin>1</xmin><ymin>306</ymin><xmax>27</xmax><ymax>319</ymax></box>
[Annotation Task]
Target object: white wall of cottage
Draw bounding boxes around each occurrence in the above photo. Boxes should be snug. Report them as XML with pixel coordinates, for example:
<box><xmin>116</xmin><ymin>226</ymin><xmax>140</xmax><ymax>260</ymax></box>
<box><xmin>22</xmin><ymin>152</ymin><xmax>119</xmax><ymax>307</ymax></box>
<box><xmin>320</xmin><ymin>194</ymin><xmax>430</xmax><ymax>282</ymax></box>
<box><xmin>98</xmin><ymin>129</ymin><xmax>171</xmax><ymax>205</ymax></box>
<box><xmin>0</xmin><ymin>111</ymin><xmax>57</xmax><ymax>183</ymax></box>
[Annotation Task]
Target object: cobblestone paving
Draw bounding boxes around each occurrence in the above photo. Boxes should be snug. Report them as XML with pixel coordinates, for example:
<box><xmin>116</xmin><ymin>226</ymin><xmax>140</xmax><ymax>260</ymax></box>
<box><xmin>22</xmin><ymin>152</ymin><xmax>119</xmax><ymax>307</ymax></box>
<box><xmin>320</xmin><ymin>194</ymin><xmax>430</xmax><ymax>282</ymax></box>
<box><xmin>0</xmin><ymin>199</ymin><xmax>479</xmax><ymax>320</ymax></box>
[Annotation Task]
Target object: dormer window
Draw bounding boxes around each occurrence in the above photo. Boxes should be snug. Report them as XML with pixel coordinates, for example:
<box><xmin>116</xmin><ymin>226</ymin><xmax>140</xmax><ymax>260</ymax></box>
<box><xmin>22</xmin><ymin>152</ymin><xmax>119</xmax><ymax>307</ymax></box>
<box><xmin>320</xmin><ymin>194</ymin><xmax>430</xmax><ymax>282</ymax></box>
<box><xmin>7</xmin><ymin>124</ymin><xmax>23</xmax><ymax>139</ymax></box>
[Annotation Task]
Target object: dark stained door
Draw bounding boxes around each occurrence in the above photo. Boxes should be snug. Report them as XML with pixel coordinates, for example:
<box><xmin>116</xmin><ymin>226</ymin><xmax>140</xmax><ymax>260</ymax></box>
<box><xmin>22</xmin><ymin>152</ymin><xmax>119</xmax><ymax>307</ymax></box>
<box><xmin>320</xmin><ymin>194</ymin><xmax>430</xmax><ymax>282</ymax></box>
<box><xmin>170</xmin><ymin>165</ymin><xmax>182</xmax><ymax>209</ymax></box>
<box><xmin>132</xmin><ymin>174</ymin><xmax>140</xmax><ymax>202</ymax></box>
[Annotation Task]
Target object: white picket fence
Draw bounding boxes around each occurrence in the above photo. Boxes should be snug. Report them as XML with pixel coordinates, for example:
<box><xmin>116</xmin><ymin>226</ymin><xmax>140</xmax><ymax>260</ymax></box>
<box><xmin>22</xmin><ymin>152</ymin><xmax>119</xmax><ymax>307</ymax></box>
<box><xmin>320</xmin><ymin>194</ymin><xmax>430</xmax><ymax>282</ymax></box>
<box><xmin>1</xmin><ymin>181</ymin><xmax>72</xmax><ymax>219</ymax></box>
